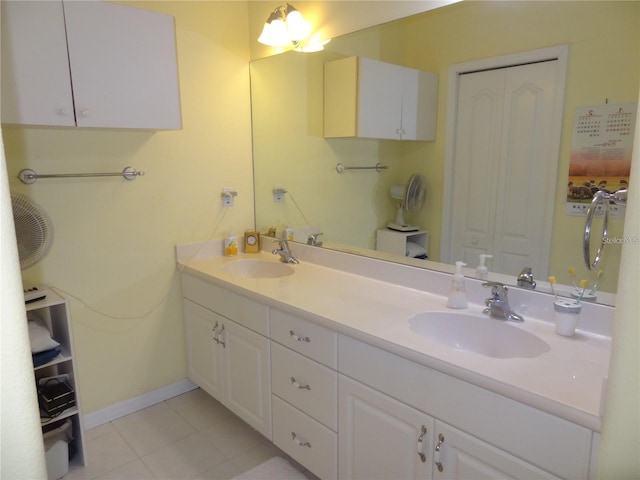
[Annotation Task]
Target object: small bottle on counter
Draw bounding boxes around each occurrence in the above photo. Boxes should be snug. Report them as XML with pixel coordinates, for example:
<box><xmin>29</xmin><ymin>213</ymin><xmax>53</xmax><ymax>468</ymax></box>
<box><xmin>447</xmin><ymin>261</ymin><xmax>468</xmax><ymax>309</ymax></box>
<box><xmin>476</xmin><ymin>254</ymin><xmax>492</xmax><ymax>280</ymax></box>
<box><xmin>224</xmin><ymin>231</ymin><xmax>238</xmax><ymax>257</ymax></box>
<box><xmin>285</xmin><ymin>225</ymin><xmax>294</xmax><ymax>241</ymax></box>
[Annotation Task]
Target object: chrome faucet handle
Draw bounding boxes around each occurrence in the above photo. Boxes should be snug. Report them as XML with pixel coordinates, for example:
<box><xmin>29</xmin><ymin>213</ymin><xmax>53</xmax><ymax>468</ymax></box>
<box><xmin>517</xmin><ymin>267</ymin><xmax>536</xmax><ymax>289</ymax></box>
<box><xmin>482</xmin><ymin>281</ymin><xmax>507</xmax><ymax>298</ymax></box>
<box><xmin>307</xmin><ymin>233</ymin><xmax>323</xmax><ymax>246</ymax></box>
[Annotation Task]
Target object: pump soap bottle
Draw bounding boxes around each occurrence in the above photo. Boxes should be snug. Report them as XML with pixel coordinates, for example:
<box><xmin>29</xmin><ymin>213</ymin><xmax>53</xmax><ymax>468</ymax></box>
<box><xmin>476</xmin><ymin>254</ymin><xmax>492</xmax><ymax>280</ymax></box>
<box><xmin>447</xmin><ymin>261</ymin><xmax>468</xmax><ymax>309</ymax></box>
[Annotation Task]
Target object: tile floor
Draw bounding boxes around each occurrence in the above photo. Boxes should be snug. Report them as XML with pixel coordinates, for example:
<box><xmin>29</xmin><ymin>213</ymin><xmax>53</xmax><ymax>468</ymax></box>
<box><xmin>64</xmin><ymin>388</ymin><xmax>314</xmax><ymax>480</ymax></box>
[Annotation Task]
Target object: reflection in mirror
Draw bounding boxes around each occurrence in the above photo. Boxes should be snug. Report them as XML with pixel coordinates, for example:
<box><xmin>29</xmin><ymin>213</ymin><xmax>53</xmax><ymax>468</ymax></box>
<box><xmin>252</xmin><ymin>1</ymin><xmax>639</xmax><ymax>306</ymax></box>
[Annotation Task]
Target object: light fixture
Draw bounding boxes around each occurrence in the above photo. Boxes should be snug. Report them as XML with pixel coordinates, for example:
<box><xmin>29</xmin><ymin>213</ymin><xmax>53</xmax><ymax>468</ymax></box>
<box><xmin>258</xmin><ymin>3</ymin><xmax>311</xmax><ymax>48</ymax></box>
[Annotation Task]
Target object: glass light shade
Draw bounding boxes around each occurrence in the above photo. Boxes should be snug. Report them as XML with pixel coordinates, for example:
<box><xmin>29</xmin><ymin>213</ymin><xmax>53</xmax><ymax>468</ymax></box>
<box><xmin>285</xmin><ymin>10</ymin><xmax>311</xmax><ymax>41</ymax></box>
<box><xmin>258</xmin><ymin>17</ymin><xmax>291</xmax><ymax>47</ymax></box>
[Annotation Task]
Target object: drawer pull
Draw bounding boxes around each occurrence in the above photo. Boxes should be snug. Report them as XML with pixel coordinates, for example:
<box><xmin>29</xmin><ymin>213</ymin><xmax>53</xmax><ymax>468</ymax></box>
<box><xmin>218</xmin><ymin>324</ymin><xmax>226</xmax><ymax>348</ymax></box>
<box><xmin>417</xmin><ymin>425</ymin><xmax>427</xmax><ymax>463</ymax></box>
<box><xmin>434</xmin><ymin>433</ymin><xmax>445</xmax><ymax>472</ymax></box>
<box><xmin>291</xmin><ymin>432</ymin><xmax>311</xmax><ymax>448</ymax></box>
<box><xmin>212</xmin><ymin>321</ymin><xmax>220</xmax><ymax>344</ymax></box>
<box><xmin>290</xmin><ymin>376</ymin><xmax>311</xmax><ymax>390</ymax></box>
<box><xmin>289</xmin><ymin>330</ymin><xmax>310</xmax><ymax>343</ymax></box>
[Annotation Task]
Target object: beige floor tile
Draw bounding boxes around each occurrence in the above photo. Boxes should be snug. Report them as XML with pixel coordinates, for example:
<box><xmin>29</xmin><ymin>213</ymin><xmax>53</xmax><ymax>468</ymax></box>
<box><xmin>228</xmin><ymin>440</ymin><xmax>286</xmax><ymax>472</ymax></box>
<box><xmin>94</xmin><ymin>459</ymin><xmax>155</xmax><ymax>479</ymax></box>
<box><xmin>141</xmin><ymin>432</ymin><xmax>227</xmax><ymax>479</ymax></box>
<box><xmin>64</xmin><ymin>431</ymin><xmax>138</xmax><ymax>480</ymax></box>
<box><xmin>167</xmin><ymin>389</ymin><xmax>233</xmax><ymax>431</ymax></box>
<box><xmin>193</xmin><ymin>460</ymin><xmax>242</xmax><ymax>480</ymax></box>
<box><xmin>200</xmin><ymin>416</ymin><xmax>266</xmax><ymax>458</ymax></box>
<box><xmin>83</xmin><ymin>422</ymin><xmax>116</xmax><ymax>442</ymax></box>
<box><xmin>112</xmin><ymin>402</ymin><xmax>196</xmax><ymax>457</ymax></box>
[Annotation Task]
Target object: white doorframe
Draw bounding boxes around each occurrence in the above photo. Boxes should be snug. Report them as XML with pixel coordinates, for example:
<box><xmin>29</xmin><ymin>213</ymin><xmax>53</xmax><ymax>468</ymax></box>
<box><xmin>440</xmin><ymin>45</ymin><xmax>569</xmax><ymax>266</ymax></box>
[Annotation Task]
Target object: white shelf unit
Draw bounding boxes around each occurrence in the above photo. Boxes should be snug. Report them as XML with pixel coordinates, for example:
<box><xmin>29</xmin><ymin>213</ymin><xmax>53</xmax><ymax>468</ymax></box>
<box><xmin>28</xmin><ymin>290</ymin><xmax>86</xmax><ymax>474</ymax></box>
<box><xmin>376</xmin><ymin>229</ymin><xmax>429</xmax><ymax>258</ymax></box>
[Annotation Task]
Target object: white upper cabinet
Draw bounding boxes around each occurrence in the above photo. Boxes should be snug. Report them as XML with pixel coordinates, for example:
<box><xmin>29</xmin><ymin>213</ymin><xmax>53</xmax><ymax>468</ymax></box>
<box><xmin>1</xmin><ymin>1</ymin><xmax>181</xmax><ymax>129</ymax></box>
<box><xmin>324</xmin><ymin>56</ymin><xmax>438</xmax><ymax>140</ymax></box>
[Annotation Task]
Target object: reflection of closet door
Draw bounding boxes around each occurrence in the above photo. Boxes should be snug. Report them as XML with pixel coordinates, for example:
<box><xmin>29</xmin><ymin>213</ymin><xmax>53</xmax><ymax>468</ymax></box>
<box><xmin>450</xmin><ymin>60</ymin><xmax>561</xmax><ymax>277</ymax></box>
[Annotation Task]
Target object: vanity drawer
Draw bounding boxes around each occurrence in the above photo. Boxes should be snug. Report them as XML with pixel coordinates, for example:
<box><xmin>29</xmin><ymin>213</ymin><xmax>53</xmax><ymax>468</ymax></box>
<box><xmin>270</xmin><ymin>308</ymin><xmax>337</xmax><ymax>368</ymax></box>
<box><xmin>272</xmin><ymin>342</ymin><xmax>338</xmax><ymax>431</ymax></box>
<box><xmin>181</xmin><ymin>274</ymin><xmax>269</xmax><ymax>336</ymax></box>
<box><xmin>272</xmin><ymin>395</ymin><xmax>337</xmax><ymax>480</ymax></box>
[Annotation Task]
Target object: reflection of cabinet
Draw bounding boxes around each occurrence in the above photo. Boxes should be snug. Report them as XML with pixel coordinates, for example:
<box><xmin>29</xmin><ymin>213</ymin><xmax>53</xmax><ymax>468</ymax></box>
<box><xmin>28</xmin><ymin>291</ymin><xmax>86</xmax><ymax>474</ymax></box>
<box><xmin>182</xmin><ymin>276</ymin><xmax>271</xmax><ymax>438</ymax></box>
<box><xmin>324</xmin><ymin>56</ymin><xmax>438</xmax><ymax>140</ymax></box>
<box><xmin>1</xmin><ymin>0</ymin><xmax>181</xmax><ymax>129</ymax></box>
<box><xmin>270</xmin><ymin>309</ymin><xmax>338</xmax><ymax>480</ymax></box>
<box><xmin>377</xmin><ymin>229</ymin><xmax>428</xmax><ymax>258</ymax></box>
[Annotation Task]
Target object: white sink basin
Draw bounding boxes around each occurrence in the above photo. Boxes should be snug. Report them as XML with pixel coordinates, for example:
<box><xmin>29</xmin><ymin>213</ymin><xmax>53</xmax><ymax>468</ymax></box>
<box><xmin>223</xmin><ymin>259</ymin><xmax>295</xmax><ymax>279</ymax></box>
<box><xmin>408</xmin><ymin>311</ymin><xmax>550</xmax><ymax>359</ymax></box>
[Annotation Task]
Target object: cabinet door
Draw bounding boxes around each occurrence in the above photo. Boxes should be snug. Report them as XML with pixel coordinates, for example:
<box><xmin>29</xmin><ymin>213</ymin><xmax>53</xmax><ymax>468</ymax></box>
<box><xmin>183</xmin><ymin>300</ymin><xmax>224</xmax><ymax>402</ymax></box>
<box><xmin>1</xmin><ymin>1</ymin><xmax>75</xmax><ymax>126</ymax></box>
<box><xmin>401</xmin><ymin>68</ymin><xmax>438</xmax><ymax>141</ymax></box>
<box><xmin>339</xmin><ymin>375</ymin><xmax>434</xmax><ymax>480</ymax></box>
<box><xmin>222</xmin><ymin>320</ymin><xmax>272</xmax><ymax>438</ymax></box>
<box><xmin>63</xmin><ymin>1</ymin><xmax>181</xmax><ymax>129</ymax></box>
<box><xmin>358</xmin><ymin>57</ymin><xmax>403</xmax><ymax>139</ymax></box>
<box><xmin>433</xmin><ymin>421</ymin><xmax>560</xmax><ymax>480</ymax></box>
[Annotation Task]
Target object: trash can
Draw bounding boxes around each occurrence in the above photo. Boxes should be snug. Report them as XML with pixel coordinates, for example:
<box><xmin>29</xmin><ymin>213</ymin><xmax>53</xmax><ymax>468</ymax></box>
<box><xmin>42</xmin><ymin>418</ymin><xmax>73</xmax><ymax>480</ymax></box>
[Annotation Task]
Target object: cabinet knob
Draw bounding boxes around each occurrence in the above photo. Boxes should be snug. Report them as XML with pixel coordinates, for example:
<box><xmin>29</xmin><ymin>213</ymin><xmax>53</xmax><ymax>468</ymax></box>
<box><xmin>78</xmin><ymin>109</ymin><xmax>91</xmax><ymax>118</ymax></box>
<box><xmin>291</xmin><ymin>432</ymin><xmax>312</xmax><ymax>448</ymax></box>
<box><xmin>434</xmin><ymin>433</ymin><xmax>445</xmax><ymax>472</ymax></box>
<box><xmin>290</xmin><ymin>376</ymin><xmax>311</xmax><ymax>390</ymax></box>
<box><xmin>59</xmin><ymin>107</ymin><xmax>72</xmax><ymax>116</ymax></box>
<box><xmin>417</xmin><ymin>425</ymin><xmax>427</xmax><ymax>463</ymax></box>
<box><xmin>289</xmin><ymin>330</ymin><xmax>310</xmax><ymax>343</ymax></box>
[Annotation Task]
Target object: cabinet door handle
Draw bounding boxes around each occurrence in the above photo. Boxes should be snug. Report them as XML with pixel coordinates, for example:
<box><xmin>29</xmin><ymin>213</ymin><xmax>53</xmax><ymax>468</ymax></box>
<box><xmin>434</xmin><ymin>433</ymin><xmax>445</xmax><ymax>472</ymax></box>
<box><xmin>218</xmin><ymin>324</ymin><xmax>226</xmax><ymax>348</ymax></box>
<box><xmin>291</xmin><ymin>432</ymin><xmax>311</xmax><ymax>448</ymax></box>
<box><xmin>289</xmin><ymin>330</ymin><xmax>310</xmax><ymax>343</ymax></box>
<box><xmin>290</xmin><ymin>376</ymin><xmax>311</xmax><ymax>390</ymax></box>
<box><xmin>417</xmin><ymin>425</ymin><xmax>427</xmax><ymax>463</ymax></box>
<box><xmin>78</xmin><ymin>109</ymin><xmax>91</xmax><ymax>118</ymax></box>
<box><xmin>212</xmin><ymin>321</ymin><xmax>219</xmax><ymax>344</ymax></box>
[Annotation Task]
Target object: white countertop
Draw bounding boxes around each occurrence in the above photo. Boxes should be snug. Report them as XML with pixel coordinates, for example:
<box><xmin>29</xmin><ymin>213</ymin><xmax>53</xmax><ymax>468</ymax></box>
<box><xmin>178</xmin><ymin>248</ymin><xmax>611</xmax><ymax>432</ymax></box>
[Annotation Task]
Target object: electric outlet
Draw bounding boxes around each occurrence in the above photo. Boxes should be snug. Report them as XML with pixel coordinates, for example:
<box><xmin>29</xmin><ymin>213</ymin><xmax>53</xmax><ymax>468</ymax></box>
<box><xmin>273</xmin><ymin>185</ymin><xmax>286</xmax><ymax>203</ymax></box>
<box><xmin>222</xmin><ymin>187</ymin><xmax>237</xmax><ymax>207</ymax></box>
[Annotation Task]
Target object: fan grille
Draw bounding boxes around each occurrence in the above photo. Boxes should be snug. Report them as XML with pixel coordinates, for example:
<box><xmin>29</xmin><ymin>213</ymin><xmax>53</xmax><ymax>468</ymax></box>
<box><xmin>11</xmin><ymin>193</ymin><xmax>54</xmax><ymax>269</ymax></box>
<box><xmin>405</xmin><ymin>174</ymin><xmax>426</xmax><ymax>212</ymax></box>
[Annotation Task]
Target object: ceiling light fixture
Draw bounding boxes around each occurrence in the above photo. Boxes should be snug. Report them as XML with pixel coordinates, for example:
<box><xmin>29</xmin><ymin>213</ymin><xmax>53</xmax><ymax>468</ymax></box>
<box><xmin>257</xmin><ymin>3</ymin><xmax>311</xmax><ymax>48</ymax></box>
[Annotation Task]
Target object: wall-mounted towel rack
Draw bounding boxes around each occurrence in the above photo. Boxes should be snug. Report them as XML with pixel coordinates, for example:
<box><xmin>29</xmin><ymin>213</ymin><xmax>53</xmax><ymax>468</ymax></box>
<box><xmin>336</xmin><ymin>162</ymin><xmax>388</xmax><ymax>174</ymax></box>
<box><xmin>18</xmin><ymin>167</ymin><xmax>145</xmax><ymax>185</ymax></box>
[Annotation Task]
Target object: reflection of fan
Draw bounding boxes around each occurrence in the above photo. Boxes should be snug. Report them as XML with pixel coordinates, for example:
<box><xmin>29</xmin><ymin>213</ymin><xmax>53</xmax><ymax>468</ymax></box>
<box><xmin>11</xmin><ymin>193</ymin><xmax>54</xmax><ymax>269</ymax></box>
<box><xmin>388</xmin><ymin>174</ymin><xmax>426</xmax><ymax>231</ymax></box>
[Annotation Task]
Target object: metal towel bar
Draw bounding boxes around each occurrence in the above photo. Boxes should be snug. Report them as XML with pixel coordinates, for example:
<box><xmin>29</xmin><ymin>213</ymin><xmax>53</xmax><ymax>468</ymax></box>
<box><xmin>18</xmin><ymin>167</ymin><xmax>145</xmax><ymax>184</ymax></box>
<box><xmin>336</xmin><ymin>162</ymin><xmax>388</xmax><ymax>174</ymax></box>
<box><xmin>583</xmin><ymin>189</ymin><xmax>627</xmax><ymax>270</ymax></box>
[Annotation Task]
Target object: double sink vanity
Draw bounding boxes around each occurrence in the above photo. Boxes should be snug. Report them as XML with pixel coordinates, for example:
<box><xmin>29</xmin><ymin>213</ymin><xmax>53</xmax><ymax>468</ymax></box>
<box><xmin>176</xmin><ymin>241</ymin><xmax>612</xmax><ymax>480</ymax></box>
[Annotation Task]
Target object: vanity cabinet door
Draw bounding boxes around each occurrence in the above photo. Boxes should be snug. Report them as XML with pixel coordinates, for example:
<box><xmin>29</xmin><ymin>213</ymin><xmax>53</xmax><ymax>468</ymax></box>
<box><xmin>183</xmin><ymin>300</ymin><xmax>224</xmax><ymax>401</ymax></box>
<box><xmin>339</xmin><ymin>375</ymin><xmax>435</xmax><ymax>480</ymax></box>
<box><xmin>1</xmin><ymin>1</ymin><xmax>75</xmax><ymax>126</ymax></box>
<box><xmin>432</xmin><ymin>421</ymin><xmax>560</xmax><ymax>480</ymax></box>
<box><xmin>222</xmin><ymin>319</ymin><xmax>272</xmax><ymax>438</ymax></box>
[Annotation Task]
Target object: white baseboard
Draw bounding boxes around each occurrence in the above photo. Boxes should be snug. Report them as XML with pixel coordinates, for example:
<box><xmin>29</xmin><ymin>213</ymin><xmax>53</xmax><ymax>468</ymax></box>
<box><xmin>83</xmin><ymin>379</ymin><xmax>198</xmax><ymax>430</ymax></box>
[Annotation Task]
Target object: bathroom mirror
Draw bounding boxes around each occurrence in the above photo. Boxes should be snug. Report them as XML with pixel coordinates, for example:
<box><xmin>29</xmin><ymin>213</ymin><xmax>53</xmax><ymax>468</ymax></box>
<box><xmin>252</xmin><ymin>1</ymin><xmax>639</xmax><ymax>306</ymax></box>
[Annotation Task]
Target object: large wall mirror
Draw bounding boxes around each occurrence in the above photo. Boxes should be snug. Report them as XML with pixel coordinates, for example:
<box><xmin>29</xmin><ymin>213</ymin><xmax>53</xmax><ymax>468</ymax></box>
<box><xmin>251</xmin><ymin>1</ymin><xmax>639</xmax><ymax>306</ymax></box>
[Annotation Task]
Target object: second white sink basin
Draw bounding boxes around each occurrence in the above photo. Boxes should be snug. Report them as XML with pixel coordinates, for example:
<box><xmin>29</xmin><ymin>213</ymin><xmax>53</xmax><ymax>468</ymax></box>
<box><xmin>223</xmin><ymin>259</ymin><xmax>295</xmax><ymax>279</ymax></box>
<box><xmin>408</xmin><ymin>311</ymin><xmax>550</xmax><ymax>359</ymax></box>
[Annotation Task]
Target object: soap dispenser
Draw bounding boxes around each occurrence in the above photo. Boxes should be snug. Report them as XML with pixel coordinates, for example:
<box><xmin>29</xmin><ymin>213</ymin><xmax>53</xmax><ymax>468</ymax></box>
<box><xmin>476</xmin><ymin>254</ymin><xmax>492</xmax><ymax>280</ymax></box>
<box><xmin>447</xmin><ymin>261</ymin><xmax>468</xmax><ymax>309</ymax></box>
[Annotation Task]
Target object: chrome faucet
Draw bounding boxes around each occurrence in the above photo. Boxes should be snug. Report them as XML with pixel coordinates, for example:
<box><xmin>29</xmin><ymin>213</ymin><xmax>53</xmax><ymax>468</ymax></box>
<box><xmin>517</xmin><ymin>267</ymin><xmax>536</xmax><ymax>289</ymax></box>
<box><xmin>307</xmin><ymin>233</ymin><xmax>323</xmax><ymax>247</ymax></box>
<box><xmin>482</xmin><ymin>282</ymin><xmax>524</xmax><ymax>322</ymax></box>
<box><xmin>272</xmin><ymin>239</ymin><xmax>299</xmax><ymax>264</ymax></box>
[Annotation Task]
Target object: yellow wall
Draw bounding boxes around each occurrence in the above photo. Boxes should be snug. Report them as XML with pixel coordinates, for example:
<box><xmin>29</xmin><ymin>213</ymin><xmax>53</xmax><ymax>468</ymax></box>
<box><xmin>3</xmin><ymin>1</ymin><xmax>254</xmax><ymax>413</ymax></box>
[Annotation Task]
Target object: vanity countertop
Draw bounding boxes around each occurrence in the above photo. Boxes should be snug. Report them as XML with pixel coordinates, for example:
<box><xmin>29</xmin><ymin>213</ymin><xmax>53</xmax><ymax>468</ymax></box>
<box><xmin>179</xmin><ymin>250</ymin><xmax>611</xmax><ymax>432</ymax></box>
